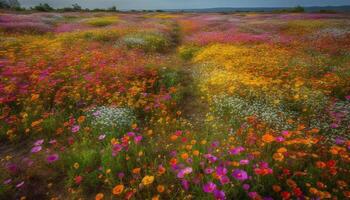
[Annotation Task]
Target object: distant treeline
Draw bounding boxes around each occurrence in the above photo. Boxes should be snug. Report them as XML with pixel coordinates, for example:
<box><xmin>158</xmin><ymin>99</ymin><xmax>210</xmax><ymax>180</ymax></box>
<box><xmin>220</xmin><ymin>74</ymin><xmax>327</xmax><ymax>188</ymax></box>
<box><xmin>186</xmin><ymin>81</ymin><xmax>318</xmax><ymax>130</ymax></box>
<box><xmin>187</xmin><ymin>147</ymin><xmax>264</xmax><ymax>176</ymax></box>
<box><xmin>0</xmin><ymin>1</ymin><xmax>119</xmax><ymax>12</ymax></box>
<box><xmin>0</xmin><ymin>1</ymin><xmax>343</xmax><ymax>13</ymax></box>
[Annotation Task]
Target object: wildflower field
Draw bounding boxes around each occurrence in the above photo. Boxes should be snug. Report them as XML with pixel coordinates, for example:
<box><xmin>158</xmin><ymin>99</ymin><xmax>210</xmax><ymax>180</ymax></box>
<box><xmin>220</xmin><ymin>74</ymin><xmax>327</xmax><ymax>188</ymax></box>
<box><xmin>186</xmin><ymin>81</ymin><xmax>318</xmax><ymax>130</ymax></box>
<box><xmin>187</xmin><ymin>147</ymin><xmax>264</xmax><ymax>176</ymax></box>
<box><xmin>0</xmin><ymin>11</ymin><xmax>350</xmax><ymax>200</ymax></box>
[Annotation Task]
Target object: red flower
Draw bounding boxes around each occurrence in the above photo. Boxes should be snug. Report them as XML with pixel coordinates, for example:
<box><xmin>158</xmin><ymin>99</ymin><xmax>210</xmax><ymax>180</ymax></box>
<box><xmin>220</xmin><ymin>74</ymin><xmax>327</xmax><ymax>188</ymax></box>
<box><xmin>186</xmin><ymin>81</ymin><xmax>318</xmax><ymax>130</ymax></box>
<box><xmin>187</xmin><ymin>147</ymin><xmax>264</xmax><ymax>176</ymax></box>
<box><xmin>281</xmin><ymin>191</ymin><xmax>291</xmax><ymax>200</ymax></box>
<box><xmin>293</xmin><ymin>187</ymin><xmax>303</xmax><ymax>197</ymax></box>
<box><xmin>75</xmin><ymin>175</ymin><xmax>83</xmax><ymax>184</ymax></box>
<box><xmin>326</xmin><ymin>160</ymin><xmax>336</xmax><ymax>168</ymax></box>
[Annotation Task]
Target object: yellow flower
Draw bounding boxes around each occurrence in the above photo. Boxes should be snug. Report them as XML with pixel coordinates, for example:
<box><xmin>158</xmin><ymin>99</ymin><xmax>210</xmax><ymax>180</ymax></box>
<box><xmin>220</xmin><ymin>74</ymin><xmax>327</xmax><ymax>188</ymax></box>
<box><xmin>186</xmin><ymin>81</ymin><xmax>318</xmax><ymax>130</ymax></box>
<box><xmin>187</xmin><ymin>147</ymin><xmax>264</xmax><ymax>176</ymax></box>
<box><xmin>112</xmin><ymin>184</ymin><xmax>124</xmax><ymax>195</ymax></box>
<box><xmin>141</xmin><ymin>175</ymin><xmax>154</xmax><ymax>186</ymax></box>
<box><xmin>73</xmin><ymin>162</ymin><xmax>79</xmax><ymax>169</ymax></box>
<box><xmin>157</xmin><ymin>185</ymin><xmax>165</xmax><ymax>193</ymax></box>
<box><xmin>277</xmin><ymin>147</ymin><xmax>287</xmax><ymax>153</ymax></box>
<box><xmin>273</xmin><ymin>153</ymin><xmax>284</xmax><ymax>161</ymax></box>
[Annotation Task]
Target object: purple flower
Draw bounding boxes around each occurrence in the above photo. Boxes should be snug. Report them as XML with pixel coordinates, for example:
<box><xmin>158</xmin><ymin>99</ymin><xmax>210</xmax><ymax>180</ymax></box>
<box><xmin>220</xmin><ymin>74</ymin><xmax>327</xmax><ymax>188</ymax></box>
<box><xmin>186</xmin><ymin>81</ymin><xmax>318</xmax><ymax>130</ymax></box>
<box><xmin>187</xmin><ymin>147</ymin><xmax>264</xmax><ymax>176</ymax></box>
<box><xmin>205</xmin><ymin>168</ymin><xmax>214</xmax><ymax>174</ymax></box>
<box><xmin>232</xmin><ymin>169</ymin><xmax>248</xmax><ymax>181</ymax></box>
<box><xmin>248</xmin><ymin>192</ymin><xmax>259</xmax><ymax>199</ymax></box>
<box><xmin>34</xmin><ymin>139</ymin><xmax>44</xmax><ymax>146</ymax></box>
<box><xmin>127</xmin><ymin>132</ymin><xmax>135</xmax><ymax>137</ymax></box>
<box><xmin>31</xmin><ymin>146</ymin><xmax>42</xmax><ymax>153</ymax></box>
<box><xmin>181</xmin><ymin>179</ymin><xmax>189</xmax><ymax>190</ymax></box>
<box><xmin>47</xmin><ymin>154</ymin><xmax>59</xmax><ymax>163</ymax></box>
<box><xmin>345</xmin><ymin>95</ymin><xmax>350</xmax><ymax>100</ymax></box>
<box><xmin>71</xmin><ymin>125</ymin><xmax>80</xmax><ymax>133</ymax></box>
<box><xmin>242</xmin><ymin>183</ymin><xmax>250</xmax><ymax>191</ymax></box>
<box><xmin>281</xmin><ymin>130</ymin><xmax>289</xmax><ymax>136</ymax></box>
<box><xmin>3</xmin><ymin>179</ymin><xmax>12</xmax><ymax>184</ymax></box>
<box><xmin>203</xmin><ymin>182</ymin><xmax>217</xmax><ymax>193</ymax></box>
<box><xmin>229</xmin><ymin>146</ymin><xmax>245</xmax><ymax>155</ymax></box>
<box><xmin>16</xmin><ymin>181</ymin><xmax>24</xmax><ymax>188</ymax></box>
<box><xmin>204</xmin><ymin>154</ymin><xmax>218</xmax><ymax>162</ymax></box>
<box><xmin>214</xmin><ymin>189</ymin><xmax>226</xmax><ymax>200</ymax></box>
<box><xmin>118</xmin><ymin>172</ymin><xmax>125</xmax><ymax>179</ymax></box>
<box><xmin>216</xmin><ymin>166</ymin><xmax>227</xmax><ymax>176</ymax></box>
<box><xmin>177</xmin><ymin>167</ymin><xmax>193</xmax><ymax>178</ymax></box>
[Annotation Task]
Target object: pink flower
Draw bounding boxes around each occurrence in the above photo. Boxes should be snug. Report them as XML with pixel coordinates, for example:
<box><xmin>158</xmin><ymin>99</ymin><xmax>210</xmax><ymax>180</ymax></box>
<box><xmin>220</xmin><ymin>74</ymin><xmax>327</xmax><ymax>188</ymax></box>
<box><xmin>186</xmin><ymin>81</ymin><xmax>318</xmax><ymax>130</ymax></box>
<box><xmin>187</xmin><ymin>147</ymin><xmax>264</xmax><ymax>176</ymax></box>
<box><xmin>75</xmin><ymin>176</ymin><xmax>83</xmax><ymax>184</ymax></box>
<box><xmin>203</xmin><ymin>182</ymin><xmax>217</xmax><ymax>193</ymax></box>
<box><xmin>134</xmin><ymin>135</ymin><xmax>142</xmax><ymax>144</ymax></box>
<box><xmin>71</xmin><ymin>125</ymin><xmax>80</xmax><ymax>133</ymax></box>
<box><xmin>31</xmin><ymin>146</ymin><xmax>42</xmax><ymax>153</ymax></box>
<box><xmin>98</xmin><ymin>134</ymin><xmax>106</xmax><ymax>140</ymax></box>
<box><xmin>34</xmin><ymin>139</ymin><xmax>44</xmax><ymax>146</ymax></box>
<box><xmin>232</xmin><ymin>169</ymin><xmax>248</xmax><ymax>181</ymax></box>
<box><xmin>16</xmin><ymin>181</ymin><xmax>24</xmax><ymax>188</ymax></box>
<box><xmin>47</xmin><ymin>154</ymin><xmax>59</xmax><ymax>163</ymax></box>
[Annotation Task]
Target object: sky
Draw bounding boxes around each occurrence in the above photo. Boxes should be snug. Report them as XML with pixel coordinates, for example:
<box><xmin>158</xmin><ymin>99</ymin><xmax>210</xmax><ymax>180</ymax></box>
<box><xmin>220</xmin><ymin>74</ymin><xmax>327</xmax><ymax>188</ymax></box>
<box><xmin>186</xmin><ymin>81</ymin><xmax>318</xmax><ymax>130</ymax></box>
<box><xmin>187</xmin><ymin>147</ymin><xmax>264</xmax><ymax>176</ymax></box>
<box><xmin>18</xmin><ymin>0</ymin><xmax>350</xmax><ymax>10</ymax></box>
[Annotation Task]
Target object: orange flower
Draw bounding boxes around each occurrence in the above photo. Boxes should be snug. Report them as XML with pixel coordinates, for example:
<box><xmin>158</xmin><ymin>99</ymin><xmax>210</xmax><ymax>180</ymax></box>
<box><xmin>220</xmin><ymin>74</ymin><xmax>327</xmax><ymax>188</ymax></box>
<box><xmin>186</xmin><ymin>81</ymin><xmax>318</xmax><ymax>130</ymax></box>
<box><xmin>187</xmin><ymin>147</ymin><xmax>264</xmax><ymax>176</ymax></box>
<box><xmin>157</xmin><ymin>185</ymin><xmax>165</xmax><ymax>193</ymax></box>
<box><xmin>152</xmin><ymin>195</ymin><xmax>160</xmax><ymax>200</ymax></box>
<box><xmin>132</xmin><ymin>168</ymin><xmax>141</xmax><ymax>174</ymax></box>
<box><xmin>262</xmin><ymin>133</ymin><xmax>275</xmax><ymax>143</ymax></box>
<box><xmin>181</xmin><ymin>153</ymin><xmax>189</xmax><ymax>160</ymax></box>
<box><xmin>170</xmin><ymin>135</ymin><xmax>178</xmax><ymax>141</ymax></box>
<box><xmin>77</xmin><ymin>116</ymin><xmax>86</xmax><ymax>123</ymax></box>
<box><xmin>112</xmin><ymin>184</ymin><xmax>124</xmax><ymax>195</ymax></box>
<box><xmin>277</xmin><ymin>147</ymin><xmax>287</xmax><ymax>153</ymax></box>
<box><xmin>315</xmin><ymin>161</ymin><xmax>326</xmax><ymax>169</ymax></box>
<box><xmin>273</xmin><ymin>153</ymin><xmax>284</xmax><ymax>161</ymax></box>
<box><xmin>193</xmin><ymin>150</ymin><xmax>200</xmax><ymax>156</ymax></box>
<box><xmin>272</xmin><ymin>185</ymin><xmax>281</xmax><ymax>192</ymax></box>
<box><xmin>95</xmin><ymin>193</ymin><xmax>104</xmax><ymax>200</ymax></box>
<box><xmin>141</xmin><ymin>175</ymin><xmax>154</xmax><ymax>186</ymax></box>
<box><xmin>158</xmin><ymin>165</ymin><xmax>166</xmax><ymax>175</ymax></box>
<box><xmin>170</xmin><ymin>158</ymin><xmax>177</xmax><ymax>165</ymax></box>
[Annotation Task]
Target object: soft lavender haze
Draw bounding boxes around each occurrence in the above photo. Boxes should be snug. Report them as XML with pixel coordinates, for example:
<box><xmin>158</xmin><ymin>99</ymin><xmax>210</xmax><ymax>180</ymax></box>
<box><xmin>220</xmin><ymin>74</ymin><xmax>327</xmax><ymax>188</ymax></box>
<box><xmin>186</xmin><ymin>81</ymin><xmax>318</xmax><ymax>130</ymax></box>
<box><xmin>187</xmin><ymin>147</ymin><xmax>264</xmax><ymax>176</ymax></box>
<box><xmin>18</xmin><ymin>0</ymin><xmax>350</xmax><ymax>10</ymax></box>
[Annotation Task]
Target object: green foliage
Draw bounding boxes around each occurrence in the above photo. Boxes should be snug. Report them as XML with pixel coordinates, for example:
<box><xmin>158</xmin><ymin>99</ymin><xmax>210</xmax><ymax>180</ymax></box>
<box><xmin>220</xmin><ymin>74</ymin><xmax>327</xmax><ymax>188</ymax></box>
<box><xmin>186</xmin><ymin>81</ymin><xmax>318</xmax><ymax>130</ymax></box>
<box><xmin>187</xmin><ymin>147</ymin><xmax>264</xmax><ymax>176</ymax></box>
<box><xmin>121</xmin><ymin>32</ymin><xmax>172</xmax><ymax>52</ymax></box>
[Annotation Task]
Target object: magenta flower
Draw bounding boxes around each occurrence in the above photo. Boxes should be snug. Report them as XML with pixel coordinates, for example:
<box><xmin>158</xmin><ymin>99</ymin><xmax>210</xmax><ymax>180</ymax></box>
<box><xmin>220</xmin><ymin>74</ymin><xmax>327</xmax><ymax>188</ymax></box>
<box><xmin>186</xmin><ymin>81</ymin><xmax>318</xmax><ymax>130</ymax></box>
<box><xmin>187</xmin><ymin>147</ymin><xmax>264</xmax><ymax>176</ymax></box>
<box><xmin>243</xmin><ymin>183</ymin><xmax>250</xmax><ymax>191</ymax></box>
<box><xmin>47</xmin><ymin>154</ymin><xmax>59</xmax><ymax>163</ymax></box>
<box><xmin>71</xmin><ymin>125</ymin><xmax>80</xmax><ymax>133</ymax></box>
<box><xmin>3</xmin><ymin>179</ymin><xmax>12</xmax><ymax>184</ymax></box>
<box><xmin>177</xmin><ymin>167</ymin><xmax>193</xmax><ymax>178</ymax></box>
<box><xmin>31</xmin><ymin>145</ymin><xmax>42</xmax><ymax>153</ymax></box>
<box><xmin>134</xmin><ymin>135</ymin><xmax>142</xmax><ymax>144</ymax></box>
<box><xmin>205</xmin><ymin>168</ymin><xmax>214</xmax><ymax>174</ymax></box>
<box><xmin>181</xmin><ymin>179</ymin><xmax>189</xmax><ymax>190</ymax></box>
<box><xmin>34</xmin><ymin>139</ymin><xmax>44</xmax><ymax>146</ymax></box>
<box><xmin>229</xmin><ymin>146</ymin><xmax>245</xmax><ymax>155</ymax></box>
<box><xmin>232</xmin><ymin>169</ymin><xmax>248</xmax><ymax>181</ymax></box>
<box><xmin>219</xmin><ymin>175</ymin><xmax>230</xmax><ymax>185</ymax></box>
<box><xmin>216</xmin><ymin>166</ymin><xmax>227</xmax><ymax>176</ymax></box>
<box><xmin>239</xmin><ymin>159</ymin><xmax>249</xmax><ymax>165</ymax></box>
<box><xmin>214</xmin><ymin>189</ymin><xmax>226</xmax><ymax>200</ymax></box>
<box><xmin>203</xmin><ymin>182</ymin><xmax>217</xmax><ymax>193</ymax></box>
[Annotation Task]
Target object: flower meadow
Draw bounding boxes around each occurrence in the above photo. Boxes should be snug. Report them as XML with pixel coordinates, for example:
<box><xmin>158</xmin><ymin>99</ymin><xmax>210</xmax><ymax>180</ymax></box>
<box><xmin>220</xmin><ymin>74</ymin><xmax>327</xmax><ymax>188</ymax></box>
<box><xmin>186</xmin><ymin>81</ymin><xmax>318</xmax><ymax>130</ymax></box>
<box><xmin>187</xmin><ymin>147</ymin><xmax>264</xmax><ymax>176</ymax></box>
<box><xmin>0</xmin><ymin>11</ymin><xmax>350</xmax><ymax>200</ymax></box>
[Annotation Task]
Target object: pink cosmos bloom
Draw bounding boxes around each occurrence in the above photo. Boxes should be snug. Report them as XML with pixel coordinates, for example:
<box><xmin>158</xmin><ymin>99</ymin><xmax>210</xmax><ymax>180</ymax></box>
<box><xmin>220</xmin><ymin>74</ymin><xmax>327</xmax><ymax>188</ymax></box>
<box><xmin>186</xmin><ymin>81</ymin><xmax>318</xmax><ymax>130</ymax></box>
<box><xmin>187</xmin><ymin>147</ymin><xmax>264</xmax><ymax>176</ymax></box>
<box><xmin>203</xmin><ymin>182</ymin><xmax>217</xmax><ymax>193</ymax></box>
<box><xmin>71</xmin><ymin>125</ymin><xmax>80</xmax><ymax>133</ymax></box>
<box><xmin>47</xmin><ymin>154</ymin><xmax>59</xmax><ymax>163</ymax></box>
<box><xmin>232</xmin><ymin>169</ymin><xmax>248</xmax><ymax>181</ymax></box>
<box><xmin>134</xmin><ymin>135</ymin><xmax>142</xmax><ymax>144</ymax></box>
<box><xmin>31</xmin><ymin>146</ymin><xmax>42</xmax><ymax>153</ymax></box>
<box><xmin>98</xmin><ymin>134</ymin><xmax>106</xmax><ymax>140</ymax></box>
<box><xmin>34</xmin><ymin>139</ymin><xmax>44</xmax><ymax>146</ymax></box>
<box><xmin>214</xmin><ymin>189</ymin><xmax>226</xmax><ymax>200</ymax></box>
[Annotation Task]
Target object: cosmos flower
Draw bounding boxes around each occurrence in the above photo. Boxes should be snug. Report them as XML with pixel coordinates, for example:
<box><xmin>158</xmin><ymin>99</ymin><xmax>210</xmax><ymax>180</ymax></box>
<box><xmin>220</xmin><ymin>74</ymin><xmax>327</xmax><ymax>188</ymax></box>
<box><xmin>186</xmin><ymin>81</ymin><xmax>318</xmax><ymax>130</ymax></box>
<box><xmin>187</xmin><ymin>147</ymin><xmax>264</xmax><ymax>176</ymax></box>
<box><xmin>34</xmin><ymin>139</ymin><xmax>44</xmax><ymax>146</ymax></box>
<box><xmin>232</xmin><ymin>169</ymin><xmax>248</xmax><ymax>181</ymax></box>
<box><xmin>112</xmin><ymin>184</ymin><xmax>124</xmax><ymax>195</ymax></box>
<box><xmin>141</xmin><ymin>175</ymin><xmax>154</xmax><ymax>186</ymax></box>
<box><xmin>71</xmin><ymin>125</ymin><xmax>80</xmax><ymax>133</ymax></box>
<box><xmin>31</xmin><ymin>145</ymin><xmax>42</xmax><ymax>153</ymax></box>
<box><xmin>47</xmin><ymin>154</ymin><xmax>59</xmax><ymax>163</ymax></box>
<box><xmin>203</xmin><ymin>182</ymin><xmax>217</xmax><ymax>193</ymax></box>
